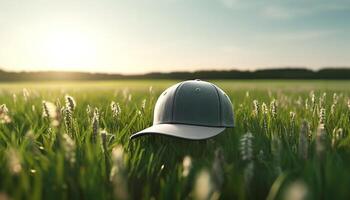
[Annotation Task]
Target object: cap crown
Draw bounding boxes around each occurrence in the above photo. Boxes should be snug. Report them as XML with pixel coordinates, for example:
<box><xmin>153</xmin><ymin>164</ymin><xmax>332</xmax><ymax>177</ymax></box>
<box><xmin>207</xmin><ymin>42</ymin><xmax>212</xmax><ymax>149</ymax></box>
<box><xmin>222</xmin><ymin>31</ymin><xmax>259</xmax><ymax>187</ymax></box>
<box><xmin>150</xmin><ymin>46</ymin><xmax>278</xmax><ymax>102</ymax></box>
<box><xmin>153</xmin><ymin>80</ymin><xmax>234</xmax><ymax>127</ymax></box>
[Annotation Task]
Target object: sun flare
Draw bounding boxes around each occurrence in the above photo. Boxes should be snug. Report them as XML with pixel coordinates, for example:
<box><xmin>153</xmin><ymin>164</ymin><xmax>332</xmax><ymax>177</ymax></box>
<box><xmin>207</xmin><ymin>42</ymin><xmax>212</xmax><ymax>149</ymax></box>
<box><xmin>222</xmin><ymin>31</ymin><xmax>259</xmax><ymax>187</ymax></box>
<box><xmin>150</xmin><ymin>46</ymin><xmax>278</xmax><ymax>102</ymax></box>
<box><xmin>42</xmin><ymin>30</ymin><xmax>97</xmax><ymax>71</ymax></box>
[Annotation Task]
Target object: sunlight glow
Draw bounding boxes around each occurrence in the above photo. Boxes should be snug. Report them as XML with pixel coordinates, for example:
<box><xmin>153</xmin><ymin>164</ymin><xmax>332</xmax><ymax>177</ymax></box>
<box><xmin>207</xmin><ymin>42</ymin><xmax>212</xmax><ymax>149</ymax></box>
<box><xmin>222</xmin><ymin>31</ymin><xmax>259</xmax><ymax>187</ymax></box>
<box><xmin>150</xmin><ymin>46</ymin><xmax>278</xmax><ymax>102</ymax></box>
<box><xmin>0</xmin><ymin>0</ymin><xmax>349</xmax><ymax>73</ymax></box>
<box><xmin>42</xmin><ymin>30</ymin><xmax>98</xmax><ymax>71</ymax></box>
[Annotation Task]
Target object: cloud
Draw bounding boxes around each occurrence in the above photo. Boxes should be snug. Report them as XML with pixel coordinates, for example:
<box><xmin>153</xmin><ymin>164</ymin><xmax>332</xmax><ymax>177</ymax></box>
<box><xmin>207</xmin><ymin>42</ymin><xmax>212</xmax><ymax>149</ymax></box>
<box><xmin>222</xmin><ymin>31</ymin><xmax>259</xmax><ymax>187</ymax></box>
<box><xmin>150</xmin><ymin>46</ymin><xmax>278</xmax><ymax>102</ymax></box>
<box><xmin>219</xmin><ymin>0</ymin><xmax>239</xmax><ymax>8</ymax></box>
<box><xmin>261</xmin><ymin>5</ymin><xmax>307</xmax><ymax>20</ymax></box>
<box><xmin>217</xmin><ymin>0</ymin><xmax>350</xmax><ymax>19</ymax></box>
<box><xmin>261</xmin><ymin>1</ymin><xmax>350</xmax><ymax>20</ymax></box>
<box><xmin>265</xmin><ymin>30</ymin><xmax>338</xmax><ymax>41</ymax></box>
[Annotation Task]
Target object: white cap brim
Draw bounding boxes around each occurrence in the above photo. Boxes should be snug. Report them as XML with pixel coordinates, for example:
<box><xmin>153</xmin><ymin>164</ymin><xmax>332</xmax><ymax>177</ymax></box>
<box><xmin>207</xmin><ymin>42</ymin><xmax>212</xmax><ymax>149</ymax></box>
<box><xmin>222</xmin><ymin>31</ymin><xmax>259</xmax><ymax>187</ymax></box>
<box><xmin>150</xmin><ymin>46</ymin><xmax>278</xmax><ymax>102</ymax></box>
<box><xmin>130</xmin><ymin>123</ymin><xmax>225</xmax><ymax>140</ymax></box>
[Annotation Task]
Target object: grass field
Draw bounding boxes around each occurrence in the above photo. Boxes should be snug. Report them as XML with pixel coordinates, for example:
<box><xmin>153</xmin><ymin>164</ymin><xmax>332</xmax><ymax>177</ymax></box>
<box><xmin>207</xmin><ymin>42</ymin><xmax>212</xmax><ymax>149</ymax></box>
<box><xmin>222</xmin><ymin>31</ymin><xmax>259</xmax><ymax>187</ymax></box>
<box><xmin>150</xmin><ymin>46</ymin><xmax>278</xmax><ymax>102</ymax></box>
<box><xmin>1</xmin><ymin>80</ymin><xmax>350</xmax><ymax>200</ymax></box>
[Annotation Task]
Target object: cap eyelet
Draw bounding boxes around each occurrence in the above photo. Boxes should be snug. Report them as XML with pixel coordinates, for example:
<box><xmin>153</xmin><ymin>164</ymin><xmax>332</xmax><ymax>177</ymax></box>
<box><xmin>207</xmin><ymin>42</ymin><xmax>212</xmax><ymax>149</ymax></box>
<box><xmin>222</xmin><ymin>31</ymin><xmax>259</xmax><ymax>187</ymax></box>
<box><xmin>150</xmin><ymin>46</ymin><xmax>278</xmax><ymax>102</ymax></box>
<box><xmin>195</xmin><ymin>88</ymin><xmax>201</xmax><ymax>93</ymax></box>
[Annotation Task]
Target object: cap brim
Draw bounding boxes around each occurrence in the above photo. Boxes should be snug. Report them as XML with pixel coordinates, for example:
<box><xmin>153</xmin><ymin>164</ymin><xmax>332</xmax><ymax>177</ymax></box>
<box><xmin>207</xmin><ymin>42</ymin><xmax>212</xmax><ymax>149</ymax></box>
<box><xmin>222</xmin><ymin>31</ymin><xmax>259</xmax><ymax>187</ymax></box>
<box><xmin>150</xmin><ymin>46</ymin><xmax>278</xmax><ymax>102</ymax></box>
<box><xmin>130</xmin><ymin>124</ymin><xmax>225</xmax><ymax>140</ymax></box>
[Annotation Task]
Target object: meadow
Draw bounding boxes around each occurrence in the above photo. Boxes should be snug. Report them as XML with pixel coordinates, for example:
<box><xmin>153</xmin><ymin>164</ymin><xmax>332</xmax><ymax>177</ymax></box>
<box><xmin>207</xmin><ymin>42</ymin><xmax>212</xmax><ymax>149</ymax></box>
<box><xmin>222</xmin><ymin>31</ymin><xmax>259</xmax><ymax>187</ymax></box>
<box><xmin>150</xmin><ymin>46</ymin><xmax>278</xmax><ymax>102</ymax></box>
<box><xmin>0</xmin><ymin>80</ymin><xmax>350</xmax><ymax>200</ymax></box>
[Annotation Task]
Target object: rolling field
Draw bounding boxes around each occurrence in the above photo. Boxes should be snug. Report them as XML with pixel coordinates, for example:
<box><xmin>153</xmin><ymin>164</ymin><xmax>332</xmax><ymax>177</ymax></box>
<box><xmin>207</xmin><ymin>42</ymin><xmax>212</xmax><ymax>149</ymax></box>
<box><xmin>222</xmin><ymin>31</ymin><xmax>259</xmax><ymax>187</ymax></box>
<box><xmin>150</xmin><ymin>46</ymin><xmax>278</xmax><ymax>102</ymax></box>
<box><xmin>1</xmin><ymin>80</ymin><xmax>350</xmax><ymax>200</ymax></box>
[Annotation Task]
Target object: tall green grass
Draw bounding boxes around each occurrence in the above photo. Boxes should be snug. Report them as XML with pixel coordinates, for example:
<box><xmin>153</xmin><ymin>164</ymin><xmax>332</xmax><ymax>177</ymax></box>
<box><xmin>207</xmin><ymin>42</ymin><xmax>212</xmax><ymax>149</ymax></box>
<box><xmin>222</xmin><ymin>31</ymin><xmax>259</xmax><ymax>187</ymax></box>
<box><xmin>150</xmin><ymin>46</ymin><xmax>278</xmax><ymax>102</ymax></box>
<box><xmin>0</xmin><ymin>80</ymin><xmax>350</xmax><ymax>200</ymax></box>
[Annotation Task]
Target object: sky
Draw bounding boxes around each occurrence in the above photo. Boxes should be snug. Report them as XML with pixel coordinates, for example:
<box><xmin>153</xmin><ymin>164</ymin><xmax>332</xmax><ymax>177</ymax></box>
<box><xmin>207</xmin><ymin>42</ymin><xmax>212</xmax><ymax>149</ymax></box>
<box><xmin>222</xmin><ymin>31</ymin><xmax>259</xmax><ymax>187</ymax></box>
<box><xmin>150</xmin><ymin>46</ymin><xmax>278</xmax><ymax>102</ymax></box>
<box><xmin>0</xmin><ymin>0</ymin><xmax>349</xmax><ymax>74</ymax></box>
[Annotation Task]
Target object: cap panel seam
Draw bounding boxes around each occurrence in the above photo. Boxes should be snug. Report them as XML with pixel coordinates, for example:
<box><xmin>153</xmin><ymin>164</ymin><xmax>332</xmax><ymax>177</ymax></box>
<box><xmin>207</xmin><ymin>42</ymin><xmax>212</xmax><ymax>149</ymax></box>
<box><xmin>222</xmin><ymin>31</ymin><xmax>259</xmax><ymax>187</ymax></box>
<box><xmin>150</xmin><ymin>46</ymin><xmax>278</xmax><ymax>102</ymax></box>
<box><xmin>171</xmin><ymin>81</ymin><xmax>185</xmax><ymax>121</ymax></box>
<box><xmin>210</xmin><ymin>83</ymin><xmax>222</xmax><ymax>126</ymax></box>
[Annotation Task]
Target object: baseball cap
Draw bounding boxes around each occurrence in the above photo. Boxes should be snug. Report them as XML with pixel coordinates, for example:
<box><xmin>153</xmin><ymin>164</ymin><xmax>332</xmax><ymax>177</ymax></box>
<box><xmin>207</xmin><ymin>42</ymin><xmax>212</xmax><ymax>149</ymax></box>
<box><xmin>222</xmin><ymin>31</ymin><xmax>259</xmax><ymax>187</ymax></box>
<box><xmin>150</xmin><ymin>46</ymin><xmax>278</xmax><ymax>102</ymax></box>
<box><xmin>130</xmin><ymin>79</ymin><xmax>234</xmax><ymax>140</ymax></box>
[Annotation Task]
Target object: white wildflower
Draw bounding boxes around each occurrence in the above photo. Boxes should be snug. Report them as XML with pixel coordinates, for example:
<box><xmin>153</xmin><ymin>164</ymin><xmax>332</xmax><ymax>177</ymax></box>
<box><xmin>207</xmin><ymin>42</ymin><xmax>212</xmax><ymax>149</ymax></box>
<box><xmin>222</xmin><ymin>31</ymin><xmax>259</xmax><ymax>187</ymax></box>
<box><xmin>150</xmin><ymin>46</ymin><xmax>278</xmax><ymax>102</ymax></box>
<box><xmin>310</xmin><ymin>91</ymin><xmax>316</xmax><ymax>112</ymax></box>
<box><xmin>332</xmin><ymin>128</ymin><xmax>343</xmax><ymax>148</ymax></box>
<box><xmin>290</xmin><ymin>112</ymin><xmax>296</xmax><ymax>122</ymax></box>
<box><xmin>262</xmin><ymin>103</ymin><xmax>268</xmax><ymax>131</ymax></box>
<box><xmin>22</xmin><ymin>88</ymin><xmax>29</xmax><ymax>101</ymax></box>
<box><xmin>194</xmin><ymin>169</ymin><xmax>213</xmax><ymax>200</ymax></box>
<box><xmin>42</xmin><ymin>101</ymin><xmax>59</xmax><ymax>126</ymax></box>
<box><xmin>92</xmin><ymin>107</ymin><xmax>100</xmax><ymax>142</ymax></box>
<box><xmin>42</xmin><ymin>101</ymin><xmax>50</xmax><ymax>118</ymax></box>
<box><xmin>240</xmin><ymin>132</ymin><xmax>254</xmax><ymax>161</ymax></box>
<box><xmin>62</xmin><ymin>133</ymin><xmax>76</xmax><ymax>165</ymax></box>
<box><xmin>110</xmin><ymin>146</ymin><xmax>128</xmax><ymax>200</ymax></box>
<box><xmin>110</xmin><ymin>146</ymin><xmax>124</xmax><ymax>176</ymax></box>
<box><xmin>13</xmin><ymin>93</ymin><xmax>17</xmax><ymax>103</ymax></box>
<box><xmin>111</xmin><ymin>101</ymin><xmax>121</xmax><ymax>118</ymax></box>
<box><xmin>0</xmin><ymin>104</ymin><xmax>9</xmax><ymax>115</ymax></box>
<box><xmin>6</xmin><ymin>148</ymin><xmax>22</xmax><ymax>175</ymax></box>
<box><xmin>137</xmin><ymin>109</ymin><xmax>142</xmax><ymax>117</ymax></box>
<box><xmin>86</xmin><ymin>104</ymin><xmax>91</xmax><ymax>115</ymax></box>
<box><xmin>262</xmin><ymin>103</ymin><xmax>268</xmax><ymax>114</ymax></box>
<box><xmin>331</xmin><ymin>104</ymin><xmax>336</xmax><ymax>115</ymax></box>
<box><xmin>253</xmin><ymin>100</ymin><xmax>259</xmax><ymax>116</ymax></box>
<box><xmin>182</xmin><ymin>155</ymin><xmax>192</xmax><ymax>177</ymax></box>
<box><xmin>333</xmin><ymin>93</ymin><xmax>338</xmax><ymax>105</ymax></box>
<box><xmin>0</xmin><ymin>104</ymin><xmax>11</xmax><ymax>124</ymax></box>
<box><xmin>305</xmin><ymin>98</ymin><xmax>309</xmax><ymax>110</ymax></box>
<box><xmin>270</xmin><ymin>99</ymin><xmax>277</xmax><ymax>118</ymax></box>
<box><xmin>284</xmin><ymin>180</ymin><xmax>308</xmax><ymax>200</ymax></box>
<box><xmin>141</xmin><ymin>99</ymin><xmax>147</xmax><ymax>112</ymax></box>
<box><xmin>316</xmin><ymin>124</ymin><xmax>327</xmax><ymax>159</ymax></box>
<box><xmin>63</xmin><ymin>107</ymin><xmax>73</xmax><ymax>133</ymax></box>
<box><xmin>65</xmin><ymin>95</ymin><xmax>76</xmax><ymax>112</ymax></box>
<box><xmin>319</xmin><ymin>92</ymin><xmax>326</xmax><ymax>108</ymax></box>
<box><xmin>319</xmin><ymin>108</ymin><xmax>326</xmax><ymax>125</ymax></box>
<box><xmin>100</xmin><ymin>129</ymin><xmax>107</xmax><ymax>152</ymax></box>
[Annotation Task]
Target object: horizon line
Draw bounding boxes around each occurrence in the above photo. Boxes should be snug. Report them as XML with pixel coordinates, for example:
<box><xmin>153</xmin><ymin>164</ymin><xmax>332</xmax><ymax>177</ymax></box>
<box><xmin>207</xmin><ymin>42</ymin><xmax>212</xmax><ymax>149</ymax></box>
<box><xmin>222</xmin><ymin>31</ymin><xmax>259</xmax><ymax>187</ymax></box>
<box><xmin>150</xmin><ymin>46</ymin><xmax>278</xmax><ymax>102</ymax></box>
<box><xmin>1</xmin><ymin>66</ymin><xmax>350</xmax><ymax>76</ymax></box>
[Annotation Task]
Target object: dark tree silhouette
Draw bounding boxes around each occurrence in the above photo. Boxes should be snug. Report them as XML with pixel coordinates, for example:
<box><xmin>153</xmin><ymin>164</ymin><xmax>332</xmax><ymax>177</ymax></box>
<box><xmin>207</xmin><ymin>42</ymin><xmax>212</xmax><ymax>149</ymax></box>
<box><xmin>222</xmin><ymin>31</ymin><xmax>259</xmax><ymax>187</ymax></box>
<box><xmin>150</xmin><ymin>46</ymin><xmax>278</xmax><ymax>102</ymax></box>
<box><xmin>0</xmin><ymin>68</ymin><xmax>349</xmax><ymax>81</ymax></box>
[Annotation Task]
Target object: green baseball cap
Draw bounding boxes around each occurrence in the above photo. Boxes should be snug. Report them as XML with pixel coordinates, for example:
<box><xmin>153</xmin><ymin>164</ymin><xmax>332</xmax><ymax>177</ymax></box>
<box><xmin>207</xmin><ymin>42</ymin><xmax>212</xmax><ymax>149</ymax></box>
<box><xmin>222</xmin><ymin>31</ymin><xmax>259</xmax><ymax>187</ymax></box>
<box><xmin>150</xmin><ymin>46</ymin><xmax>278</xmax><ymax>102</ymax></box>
<box><xmin>130</xmin><ymin>80</ymin><xmax>234</xmax><ymax>140</ymax></box>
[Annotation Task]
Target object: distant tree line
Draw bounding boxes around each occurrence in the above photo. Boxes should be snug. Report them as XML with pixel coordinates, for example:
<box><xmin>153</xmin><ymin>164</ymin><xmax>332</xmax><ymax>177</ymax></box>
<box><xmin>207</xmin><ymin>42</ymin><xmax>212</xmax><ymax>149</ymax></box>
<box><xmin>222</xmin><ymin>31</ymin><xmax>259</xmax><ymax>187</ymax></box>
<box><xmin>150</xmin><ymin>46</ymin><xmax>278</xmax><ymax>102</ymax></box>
<box><xmin>0</xmin><ymin>68</ymin><xmax>349</xmax><ymax>81</ymax></box>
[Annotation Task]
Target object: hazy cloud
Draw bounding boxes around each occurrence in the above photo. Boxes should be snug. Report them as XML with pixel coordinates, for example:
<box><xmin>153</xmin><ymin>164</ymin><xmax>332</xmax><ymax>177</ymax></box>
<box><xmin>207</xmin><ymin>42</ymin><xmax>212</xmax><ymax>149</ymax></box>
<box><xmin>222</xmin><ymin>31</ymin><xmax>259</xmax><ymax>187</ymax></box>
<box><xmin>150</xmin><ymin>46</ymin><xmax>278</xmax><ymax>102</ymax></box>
<box><xmin>218</xmin><ymin>0</ymin><xmax>239</xmax><ymax>8</ymax></box>
<box><xmin>275</xmin><ymin>30</ymin><xmax>339</xmax><ymax>41</ymax></box>
<box><xmin>261</xmin><ymin>3</ymin><xmax>350</xmax><ymax>19</ymax></box>
<box><xmin>261</xmin><ymin>5</ymin><xmax>350</xmax><ymax>19</ymax></box>
<box><xmin>261</xmin><ymin>5</ymin><xmax>307</xmax><ymax>19</ymax></box>
<box><xmin>217</xmin><ymin>0</ymin><xmax>350</xmax><ymax>19</ymax></box>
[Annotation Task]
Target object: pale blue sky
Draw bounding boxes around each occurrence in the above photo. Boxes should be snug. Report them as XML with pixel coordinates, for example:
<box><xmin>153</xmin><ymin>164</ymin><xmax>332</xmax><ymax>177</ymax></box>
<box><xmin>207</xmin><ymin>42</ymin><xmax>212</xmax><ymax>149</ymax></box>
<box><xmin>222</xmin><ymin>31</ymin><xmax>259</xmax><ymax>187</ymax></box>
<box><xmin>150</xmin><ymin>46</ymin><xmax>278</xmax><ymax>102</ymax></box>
<box><xmin>0</xmin><ymin>0</ymin><xmax>349</xmax><ymax>74</ymax></box>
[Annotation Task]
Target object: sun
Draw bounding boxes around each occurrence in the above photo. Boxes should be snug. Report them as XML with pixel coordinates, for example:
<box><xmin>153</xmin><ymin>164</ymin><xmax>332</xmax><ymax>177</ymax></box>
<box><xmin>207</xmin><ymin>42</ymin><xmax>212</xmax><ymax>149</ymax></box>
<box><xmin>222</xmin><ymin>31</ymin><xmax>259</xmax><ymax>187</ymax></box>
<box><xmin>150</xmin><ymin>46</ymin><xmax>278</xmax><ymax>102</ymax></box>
<box><xmin>42</xmin><ymin>30</ymin><xmax>97</xmax><ymax>71</ymax></box>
